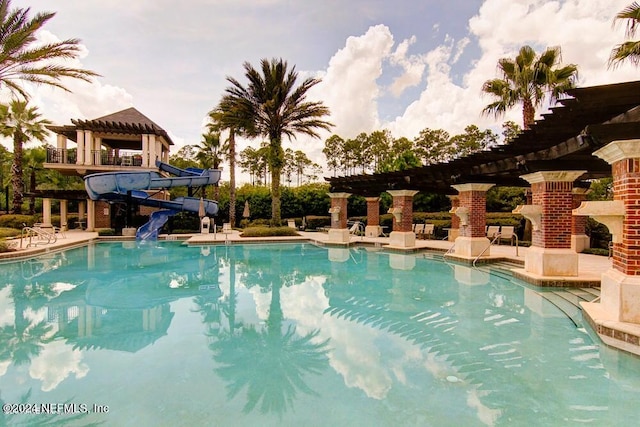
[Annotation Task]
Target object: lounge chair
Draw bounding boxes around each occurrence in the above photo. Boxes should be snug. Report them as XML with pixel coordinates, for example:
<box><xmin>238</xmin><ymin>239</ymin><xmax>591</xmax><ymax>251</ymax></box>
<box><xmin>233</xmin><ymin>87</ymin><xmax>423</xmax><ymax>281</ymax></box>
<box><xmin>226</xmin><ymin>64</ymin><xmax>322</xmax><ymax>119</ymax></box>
<box><xmin>486</xmin><ymin>225</ymin><xmax>500</xmax><ymax>241</ymax></box>
<box><xmin>423</xmin><ymin>223</ymin><xmax>435</xmax><ymax>239</ymax></box>
<box><xmin>349</xmin><ymin>221</ymin><xmax>364</xmax><ymax>237</ymax></box>
<box><xmin>497</xmin><ymin>226</ymin><xmax>515</xmax><ymax>245</ymax></box>
<box><xmin>287</xmin><ymin>219</ymin><xmax>296</xmax><ymax>229</ymax></box>
<box><xmin>414</xmin><ymin>223</ymin><xmax>425</xmax><ymax>239</ymax></box>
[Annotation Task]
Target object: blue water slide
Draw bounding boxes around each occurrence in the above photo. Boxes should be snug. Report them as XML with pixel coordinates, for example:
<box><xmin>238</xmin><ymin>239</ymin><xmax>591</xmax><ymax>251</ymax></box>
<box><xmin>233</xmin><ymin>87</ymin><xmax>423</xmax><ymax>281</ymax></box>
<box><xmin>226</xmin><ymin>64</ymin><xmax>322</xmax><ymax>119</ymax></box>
<box><xmin>82</xmin><ymin>162</ymin><xmax>221</xmax><ymax>240</ymax></box>
<box><xmin>136</xmin><ymin>209</ymin><xmax>179</xmax><ymax>240</ymax></box>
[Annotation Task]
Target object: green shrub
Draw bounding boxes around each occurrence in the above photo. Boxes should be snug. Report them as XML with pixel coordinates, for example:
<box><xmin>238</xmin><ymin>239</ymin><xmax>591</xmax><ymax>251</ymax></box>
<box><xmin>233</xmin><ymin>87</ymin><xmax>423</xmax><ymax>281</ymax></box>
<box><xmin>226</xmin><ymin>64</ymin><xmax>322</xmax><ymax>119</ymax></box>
<box><xmin>304</xmin><ymin>215</ymin><xmax>331</xmax><ymax>230</ymax></box>
<box><xmin>241</xmin><ymin>226</ymin><xmax>300</xmax><ymax>237</ymax></box>
<box><xmin>0</xmin><ymin>227</ymin><xmax>20</xmax><ymax>238</ymax></box>
<box><xmin>97</xmin><ymin>228</ymin><xmax>116</xmax><ymax>236</ymax></box>
<box><xmin>0</xmin><ymin>214</ymin><xmax>39</xmax><ymax>229</ymax></box>
<box><xmin>0</xmin><ymin>240</ymin><xmax>14</xmax><ymax>253</ymax></box>
<box><xmin>582</xmin><ymin>247</ymin><xmax>610</xmax><ymax>256</ymax></box>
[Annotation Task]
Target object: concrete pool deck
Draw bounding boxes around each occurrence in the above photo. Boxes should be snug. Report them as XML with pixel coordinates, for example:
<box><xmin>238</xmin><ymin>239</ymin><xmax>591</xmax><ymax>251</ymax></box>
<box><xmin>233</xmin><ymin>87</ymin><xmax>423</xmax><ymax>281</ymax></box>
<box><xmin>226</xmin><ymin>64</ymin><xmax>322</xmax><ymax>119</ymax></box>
<box><xmin>3</xmin><ymin>228</ymin><xmax>636</xmax><ymax>356</ymax></box>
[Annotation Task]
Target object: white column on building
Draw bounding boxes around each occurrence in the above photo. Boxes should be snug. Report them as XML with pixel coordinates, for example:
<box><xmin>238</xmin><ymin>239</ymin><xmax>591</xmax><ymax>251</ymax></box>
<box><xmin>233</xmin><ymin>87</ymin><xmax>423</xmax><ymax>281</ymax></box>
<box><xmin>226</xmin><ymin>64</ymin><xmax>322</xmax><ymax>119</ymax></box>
<box><xmin>94</xmin><ymin>136</ymin><xmax>102</xmax><ymax>165</ymax></box>
<box><xmin>42</xmin><ymin>198</ymin><xmax>52</xmax><ymax>227</ymax></box>
<box><xmin>155</xmin><ymin>139</ymin><xmax>162</xmax><ymax>166</ymax></box>
<box><xmin>87</xmin><ymin>199</ymin><xmax>95</xmax><ymax>231</ymax></box>
<box><xmin>56</xmin><ymin>134</ymin><xmax>68</xmax><ymax>163</ymax></box>
<box><xmin>148</xmin><ymin>134</ymin><xmax>157</xmax><ymax>167</ymax></box>
<box><xmin>141</xmin><ymin>134</ymin><xmax>149</xmax><ymax>167</ymax></box>
<box><xmin>84</xmin><ymin>130</ymin><xmax>93</xmax><ymax>165</ymax></box>
<box><xmin>76</xmin><ymin>130</ymin><xmax>85</xmax><ymax>165</ymax></box>
<box><xmin>60</xmin><ymin>200</ymin><xmax>68</xmax><ymax>230</ymax></box>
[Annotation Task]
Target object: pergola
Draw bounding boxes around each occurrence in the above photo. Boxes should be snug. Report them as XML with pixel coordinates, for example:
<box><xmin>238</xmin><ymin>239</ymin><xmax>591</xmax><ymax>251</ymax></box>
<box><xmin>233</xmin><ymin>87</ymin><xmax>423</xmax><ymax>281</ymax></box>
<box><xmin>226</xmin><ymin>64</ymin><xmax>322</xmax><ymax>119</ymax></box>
<box><xmin>327</xmin><ymin>80</ymin><xmax>640</xmax><ymax>195</ymax></box>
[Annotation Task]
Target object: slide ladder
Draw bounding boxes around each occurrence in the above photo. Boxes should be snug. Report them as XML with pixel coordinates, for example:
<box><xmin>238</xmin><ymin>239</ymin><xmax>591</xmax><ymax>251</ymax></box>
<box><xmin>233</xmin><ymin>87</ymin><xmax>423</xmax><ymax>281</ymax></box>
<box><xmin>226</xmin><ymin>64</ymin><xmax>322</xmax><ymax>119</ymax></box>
<box><xmin>136</xmin><ymin>210</ymin><xmax>179</xmax><ymax>240</ymax></box>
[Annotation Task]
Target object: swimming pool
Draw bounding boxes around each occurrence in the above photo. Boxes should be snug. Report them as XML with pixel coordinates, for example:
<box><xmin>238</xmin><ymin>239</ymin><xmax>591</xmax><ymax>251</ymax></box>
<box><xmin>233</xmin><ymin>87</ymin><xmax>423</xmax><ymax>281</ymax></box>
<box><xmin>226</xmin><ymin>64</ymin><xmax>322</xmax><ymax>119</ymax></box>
<box><xmin>1</xmin><ymin>241</ymin><xmax>639</xmax><ymax>426</ymax></box>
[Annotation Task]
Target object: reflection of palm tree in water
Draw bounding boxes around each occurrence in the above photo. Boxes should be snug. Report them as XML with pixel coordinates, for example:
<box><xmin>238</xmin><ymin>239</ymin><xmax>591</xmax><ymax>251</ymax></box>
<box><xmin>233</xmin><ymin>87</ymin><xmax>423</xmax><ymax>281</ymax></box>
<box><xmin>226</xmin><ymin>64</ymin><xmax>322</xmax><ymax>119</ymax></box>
<box><xmin>0</xmin><ymin>282</ymin><xmax>56</xmax><ymax>366</ymax></box>
<box><xmin>206</xmin><ymin>246</ymin><xmax>330</xmax><ymax>416</ymax></box>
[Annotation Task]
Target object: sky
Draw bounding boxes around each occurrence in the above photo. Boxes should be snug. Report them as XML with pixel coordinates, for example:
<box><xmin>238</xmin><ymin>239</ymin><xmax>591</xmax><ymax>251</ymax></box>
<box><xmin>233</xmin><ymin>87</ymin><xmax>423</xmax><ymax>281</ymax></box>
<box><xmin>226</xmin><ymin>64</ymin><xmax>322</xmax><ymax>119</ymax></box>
<box><xmin>5</xmin><ymin>0</ymin><xmax>640</xmax><ymax>183</ymax></box>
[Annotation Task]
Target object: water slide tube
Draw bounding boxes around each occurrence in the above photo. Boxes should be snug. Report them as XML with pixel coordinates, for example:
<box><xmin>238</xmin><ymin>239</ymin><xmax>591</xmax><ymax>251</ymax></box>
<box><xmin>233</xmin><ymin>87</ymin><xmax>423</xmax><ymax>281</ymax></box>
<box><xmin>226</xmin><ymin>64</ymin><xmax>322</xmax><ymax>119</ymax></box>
<box><xmin>83</xmin><ymin>162</ymin><xmax>221</xmax><ymax>238</ymax></box>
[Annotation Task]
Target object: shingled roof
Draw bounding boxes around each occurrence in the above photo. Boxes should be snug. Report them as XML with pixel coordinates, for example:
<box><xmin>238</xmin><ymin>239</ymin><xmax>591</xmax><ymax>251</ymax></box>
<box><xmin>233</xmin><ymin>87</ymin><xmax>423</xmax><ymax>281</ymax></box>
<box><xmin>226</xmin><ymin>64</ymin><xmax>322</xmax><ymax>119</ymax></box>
<box><xmin>328</xmin><ymin>80</ymin><xmax>640</xmax><ymax>196</ymax></box>
<box><xmin>47</xmin><ymin>107</ymin><xmax>174</xmax><ymax>145</ymax></box>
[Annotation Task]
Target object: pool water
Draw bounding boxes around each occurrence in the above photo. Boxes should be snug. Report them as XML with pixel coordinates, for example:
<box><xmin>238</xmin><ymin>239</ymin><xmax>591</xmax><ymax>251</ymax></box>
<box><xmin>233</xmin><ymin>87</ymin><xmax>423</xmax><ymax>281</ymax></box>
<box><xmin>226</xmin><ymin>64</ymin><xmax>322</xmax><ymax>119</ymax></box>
<box><xmin>1</xmin><ymin>241</ymin><xmax>639</xmax><ymax>426</ymax></box>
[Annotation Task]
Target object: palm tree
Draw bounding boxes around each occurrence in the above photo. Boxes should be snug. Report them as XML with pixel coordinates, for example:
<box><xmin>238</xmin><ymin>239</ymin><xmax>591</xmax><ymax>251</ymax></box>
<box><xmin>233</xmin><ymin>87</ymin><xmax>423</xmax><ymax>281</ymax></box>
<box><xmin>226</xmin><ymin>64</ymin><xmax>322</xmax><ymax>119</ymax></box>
<box><xmin>0</xmin><ymin>100</ymin><xmax>50</xmax><ymax>214</ymax></box>
<box><xmin>610</xmin><ymin>2</ymin><xmax>640</xmax><ymax>68</ymax></box>
<box><xmin>208</xmin><ymin>107</ymin><xmax>240</xmax><ymax>227</ymax></box>
<box><xmin>482</xmin><ymin>45</ymin><xmax>578</xmax><ymax>129</ymax></box>
<box><xmin>0</xmin><ymin>0</ymin><xmax>99</xmax><ymax>99</ymax></box>
<box><xmin>221</xmin><ymin>58</ymin><xmax>332</xmax><ymax>224</ymax></box>
<box><xmin>196</xmin><ymin>129</ymin><xmax>226</xmax><ymax>199</ymax></box>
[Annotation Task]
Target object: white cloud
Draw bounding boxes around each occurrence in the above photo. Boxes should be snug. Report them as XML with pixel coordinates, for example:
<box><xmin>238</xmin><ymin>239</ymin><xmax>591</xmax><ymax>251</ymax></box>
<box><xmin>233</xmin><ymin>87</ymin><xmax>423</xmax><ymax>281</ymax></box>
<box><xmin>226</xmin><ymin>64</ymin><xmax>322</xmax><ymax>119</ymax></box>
<box><xmin>29</xmin><ymin>340</ymin><xmax>89</xmax><ymax>392</ymax></box>
<box><xmin>388</xmin><ymin>36</ymin><xmax>427</xmax><ymax>97</ymax></box>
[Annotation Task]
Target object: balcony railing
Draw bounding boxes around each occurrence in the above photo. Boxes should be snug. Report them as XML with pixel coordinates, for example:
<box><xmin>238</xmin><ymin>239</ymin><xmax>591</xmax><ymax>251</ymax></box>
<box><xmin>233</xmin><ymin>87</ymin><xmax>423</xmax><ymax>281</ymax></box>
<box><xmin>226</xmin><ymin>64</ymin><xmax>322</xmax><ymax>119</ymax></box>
<box><xmin>46</xmin><ymin>148</ymin><xmax>143</xmax><ymax>167</ymax></box>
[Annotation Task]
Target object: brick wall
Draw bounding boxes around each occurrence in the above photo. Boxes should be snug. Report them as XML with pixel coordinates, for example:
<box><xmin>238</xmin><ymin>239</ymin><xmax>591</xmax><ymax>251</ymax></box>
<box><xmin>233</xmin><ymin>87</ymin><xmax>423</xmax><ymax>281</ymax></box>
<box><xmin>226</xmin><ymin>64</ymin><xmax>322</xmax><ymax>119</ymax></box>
<box><xmin>571</xmin><ymin>191</ymin><xmax>588</xmax><ymax>235</ymax></box>
<box><xmin>531</xmin><ymin>181</ymin><xmax>573</xmax><ymax>248</ymax></box>
<box><xmin>331</xmin><ymin>196</ymin><xmax>349</xmax><ymax>228</ymax></box>
<box><xmin>458</xmin><ymin>190</ymin><xmax>487</xmax><ymax>238</ymax></box>
<box><xmin>366</xmin><ymin>198</ymin><xmax>380</xmax><ymax>226</ymax></box>
<box><xmin>612</xmin><ymin>158</ymin><xmax>640</xmax><ymax>275</ymax></box>
<box><xmin>392</xmin><ymin>195</ymin><xmax>414</xmax><ymax>232</ymax></box>
<box><xmin>95</xmin><ymin>201</ymin><xmax>111</xmax><ymax>228</ymax></box>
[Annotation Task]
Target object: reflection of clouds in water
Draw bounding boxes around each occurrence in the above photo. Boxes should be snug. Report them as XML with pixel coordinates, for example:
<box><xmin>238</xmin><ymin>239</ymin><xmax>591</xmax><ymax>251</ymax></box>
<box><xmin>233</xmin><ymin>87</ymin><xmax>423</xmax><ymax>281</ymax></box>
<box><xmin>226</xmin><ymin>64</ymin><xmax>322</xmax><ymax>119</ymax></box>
<box><xmin>0</xmin><ymin>286</ymin><xmax>14</xmax><ymax>327</ymax></box>
<box><xmin>0</xmin><ymin>360</ymin><xmax>10</xmax><ymax>377</ymax></box>
<box><xmin>281</xmin><ymin>276</ymin><xmax>417</xmax><ymax>400</ymax></box>
<box><xmin>29</xmin><ymin>340</ymin><xmax>89</xmax><ymax>392</ymax></box>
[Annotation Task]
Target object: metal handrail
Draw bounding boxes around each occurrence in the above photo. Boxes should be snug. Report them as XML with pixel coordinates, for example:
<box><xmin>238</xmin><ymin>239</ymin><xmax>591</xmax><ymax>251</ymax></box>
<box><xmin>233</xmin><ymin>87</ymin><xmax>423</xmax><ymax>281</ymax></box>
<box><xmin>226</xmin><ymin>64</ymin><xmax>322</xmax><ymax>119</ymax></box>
<box><xmin>443</xmin><ymin>242</ymin><xmax>456</xmax><ymax>258</ymax></box>
<box><xmin>472</xmin><ymin>232</ymin><xmax>519</xmax><ymax>267</ymax></box>
<box><xmin>20</xmin><ymin>226</ymin><xmax>57</xmax><ymax>248</ymax></box>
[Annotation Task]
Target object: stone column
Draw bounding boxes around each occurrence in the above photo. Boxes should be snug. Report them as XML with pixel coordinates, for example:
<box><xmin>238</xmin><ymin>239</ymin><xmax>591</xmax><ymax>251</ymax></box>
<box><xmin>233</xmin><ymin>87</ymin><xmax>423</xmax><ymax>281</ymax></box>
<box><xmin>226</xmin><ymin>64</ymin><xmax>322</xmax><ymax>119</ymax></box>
<box><xmin>149</xmin><ymin>134</ymin><xmax>157</xmax><ymax>166</ymax></box>
<box><xmin>571</xmin><ymin>188</ymin><xmax>590</xmax><ymax>253</ymax></box>
<box><xmin>592</xmin><ymin>140</ymin><xmax>640</xmax><ymax>323</ymax></box>
<box><xmin>60</xmin><ymin>200</ymin><xmax>68</xmax><ymax>231</ymax></box>
<box><xmin>78</xmin><ymin>200</ymin><xmax>86</xmax><ymax>229</ymax></box>
<box><xmin>84</xmin><ymin>130</ymin><xmax>93</xmax><ymax>165</ymax></box>
<box><xmin>451</xmin><ymin>183</ymin><xmax>494</xmax><ymax>257</ymax></box>
<box><xmin>76</xmin><ymin>130</ymin><xmax>85</xmax><ymax>165</ymax></box>
<box><xmin>87</xmin><ymin>199</ymin><xmax>96</xmax><ymax>231</ymax></box>
<box><xmin>141</xmin><ymin>134</ymin><xmax>150</xmax><ymax>167</ymax></box>
<box><xmin>328</xmin><ymin>192</ymin><xmax>350</xmax><ymax>243</ymax></box>
<box><xmin>387</xmin><ymin>190</ymin><xmax>418</xmax><ymax>248</ymax></box>
<box><xmin>520</xmin><ymin>171</ymin><xmax>585</xmax><ymax>276</ymax></box>
<box><xmin>447</xmin><ymin>195</ymin><xmax>460</xmax><ymax>242</ymax></box>
<box><xmin>364</xmin><ymin>197</ymin><xmax>381</xmax><ymax>237</ymax></box>
<box><xmin>42</xmin><ymin>198</ymin><xmax>52</xmax><ymax>227</ymax></box>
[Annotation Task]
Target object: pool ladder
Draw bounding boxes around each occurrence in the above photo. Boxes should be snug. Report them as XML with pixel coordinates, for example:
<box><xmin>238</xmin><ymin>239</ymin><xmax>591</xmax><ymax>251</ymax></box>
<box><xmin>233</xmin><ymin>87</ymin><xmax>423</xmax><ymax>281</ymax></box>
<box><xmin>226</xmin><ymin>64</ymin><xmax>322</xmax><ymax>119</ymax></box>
<box><xmin>20</xmin><ymin>225</ymin><xmax>57</xmax><ymax>248</ymax></box>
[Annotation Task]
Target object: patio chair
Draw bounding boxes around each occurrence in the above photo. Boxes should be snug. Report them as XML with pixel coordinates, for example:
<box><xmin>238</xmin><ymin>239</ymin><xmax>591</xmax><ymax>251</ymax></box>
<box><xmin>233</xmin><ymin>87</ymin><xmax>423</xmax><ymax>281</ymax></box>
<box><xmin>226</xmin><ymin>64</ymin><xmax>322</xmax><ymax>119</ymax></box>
<box><xmin>423</xmin><ymin>223</ymin><xmax>435</xmax><ymax>239</ymax></box>
<box><xmin>349</xmin><ymin>221</ymin><xmax>364</xmax><ymax>236</ymax></box>
<box><xmin>287</xmin><ymin>219</ymin><xmax>296</xmax><ymax>229</ymax></box>
<box><xmin>497</xmin><ymin>226</ymin><xmax>516</xmax><ymax>245</ymax></box>
<box><xmin>414</xmin><ymin>223</ymin><xmax>425</xmax><ymax>239</ymax></box>
<box><xmin>486</xmin><ymin>225</ymin><xmax>500</xmax><ymax>241</ymax></box>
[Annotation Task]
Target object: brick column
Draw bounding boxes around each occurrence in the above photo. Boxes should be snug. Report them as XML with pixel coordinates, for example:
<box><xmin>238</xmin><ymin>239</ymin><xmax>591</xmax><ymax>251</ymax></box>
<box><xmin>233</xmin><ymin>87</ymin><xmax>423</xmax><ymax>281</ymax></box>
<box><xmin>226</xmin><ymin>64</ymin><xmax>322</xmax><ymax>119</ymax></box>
<box><xmin>387</xmin><ymin>190</ymin><xmax>418</xmax><ymax>247</ymax></box>
<box><xmin>328</xmin><ymin>192</ymin><xmax>350</xmax><ymax>243</ymax></box>
<box><xmin>589</xmin><ymin>140</ymin><xmax>640</xmax><ymax>323</ymax></box>
<box><xmin>451</xmin><ymin>183</ymin><xmax>494</xmax><ymax>257</ymax></box>
<box><xmin>364</xmin><ymin>197</ymin><xmax>382</xmax><ymax>237</ymax></box>
<box><xmin>571</xmin><ymin>188</ymin><xmax>590</xmax><ymax>252</ymax></box>
<box><xmin>520</xmin><ymin>171</ymin><xmax>585</xmax><ymax>276</ymax></box>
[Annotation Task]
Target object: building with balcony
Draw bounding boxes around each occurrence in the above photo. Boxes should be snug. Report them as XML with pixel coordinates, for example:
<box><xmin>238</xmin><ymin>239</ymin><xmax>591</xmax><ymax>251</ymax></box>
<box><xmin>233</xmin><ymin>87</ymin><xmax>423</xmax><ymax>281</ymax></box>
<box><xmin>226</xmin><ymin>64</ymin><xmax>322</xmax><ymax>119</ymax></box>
<box><xmin>43</xmin><ymin>108</ymin><xmax>174</xmax><ymax>231</ymax></box>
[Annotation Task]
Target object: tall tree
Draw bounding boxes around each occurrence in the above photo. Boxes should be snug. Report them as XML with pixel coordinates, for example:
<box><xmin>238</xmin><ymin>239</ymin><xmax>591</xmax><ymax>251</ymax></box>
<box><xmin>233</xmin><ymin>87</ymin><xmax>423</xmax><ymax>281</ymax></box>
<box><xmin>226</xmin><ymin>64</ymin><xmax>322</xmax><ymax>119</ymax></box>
<box><xmin>196</xmin><ymin>130</ymin><xmax>226</xmax><ymax>199</ymax></box>
<box><xmin>221</xmin><ymin>58</ymin><xmax>332</xmax><ymax>224</ymax></box>
<box><xmin>0</xmin><ymin>0</ymin><xmax>99</xmax><ymax>99</ymax></box>
<box><xmin>610</xmin><ymin>2</ymin><xmax>640</xmax><ymax>68</ymax></box>
<box><xmin>0</xmin><ymin>100</ymin><xmax>50</xmax><ymax>214</ymax></box>
<box><xmin>481</xmin><ymin>45</ymin><xmax>578</xmax><ymax>129</ymax></box>
<box><xmin>322</xmin><ymin>134</ymin><xmax>345</xmax><ymax>177</ymax></box>
<box><xmin>209</xmin><ymin>104</ymin><xmax>244</xmax><ymax>227</ymax></box>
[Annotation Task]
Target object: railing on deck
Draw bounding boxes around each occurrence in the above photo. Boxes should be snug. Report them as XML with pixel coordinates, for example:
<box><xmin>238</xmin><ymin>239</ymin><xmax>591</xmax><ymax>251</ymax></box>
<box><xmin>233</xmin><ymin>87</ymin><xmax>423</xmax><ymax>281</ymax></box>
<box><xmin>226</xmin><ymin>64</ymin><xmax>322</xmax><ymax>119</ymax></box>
<box><xmin>46</xmin><ymin>147</ymin><xmax>143</xmax><ymax>167</ymax></box>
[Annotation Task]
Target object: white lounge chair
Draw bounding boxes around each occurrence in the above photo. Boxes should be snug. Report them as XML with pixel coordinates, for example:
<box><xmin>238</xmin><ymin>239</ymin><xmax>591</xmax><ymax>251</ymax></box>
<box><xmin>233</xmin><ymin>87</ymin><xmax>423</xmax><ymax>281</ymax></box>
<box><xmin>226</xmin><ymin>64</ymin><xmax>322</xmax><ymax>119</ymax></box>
<box><xmin>414</xmin><ymin>224</ymin><xmax>425</xmax><ymax>239</ymax></box>
<box><xmin>423</xmin><ymin>223</ymin><xmax>435</xmax><ymax>239</ymax></box>
<box><xmin>349</xmin><ymin>221</ymin><xmax>364</xmax><ymax>237</ymax></box>
<box><xmin>497</xmin><ymin>226</ymin><xmax>515</xmax><ymax>245</ymax></box>
<box><xmin>486</xmin><ymin>225</ymin><xmax>500</xmax><ymax>241</ymax></box>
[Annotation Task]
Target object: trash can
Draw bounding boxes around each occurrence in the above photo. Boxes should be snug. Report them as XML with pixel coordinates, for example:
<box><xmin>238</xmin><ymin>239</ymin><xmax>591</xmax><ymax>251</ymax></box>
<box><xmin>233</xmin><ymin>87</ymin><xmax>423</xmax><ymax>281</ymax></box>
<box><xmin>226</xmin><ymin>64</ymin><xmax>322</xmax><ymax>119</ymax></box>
<box><xmin>201</xmin><ymin>217</ymin><xmax>210</xmax><ymax>234</ymax></box>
